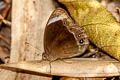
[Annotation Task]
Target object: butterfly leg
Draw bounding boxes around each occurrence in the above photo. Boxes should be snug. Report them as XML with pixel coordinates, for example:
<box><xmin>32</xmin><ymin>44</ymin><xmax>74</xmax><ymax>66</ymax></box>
<box><xmin>81</xmin><ymin>45</ymin><xmax>113</xmax><ymax>60</ymax></box>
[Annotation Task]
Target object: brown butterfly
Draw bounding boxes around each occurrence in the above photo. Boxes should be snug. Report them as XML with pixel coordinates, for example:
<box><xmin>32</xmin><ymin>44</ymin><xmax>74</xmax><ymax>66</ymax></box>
<box><xmin>42</xmin><ymin>8</ymin><xmax>89</xmax><ymax>61</ymax></box>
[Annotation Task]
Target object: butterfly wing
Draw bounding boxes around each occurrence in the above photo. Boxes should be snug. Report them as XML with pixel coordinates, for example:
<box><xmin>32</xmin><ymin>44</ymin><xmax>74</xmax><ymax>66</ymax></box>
<box><xmin>43</xmin><ymin>8</ymin><xmax>89</xmax><ymax>61</ymax></box>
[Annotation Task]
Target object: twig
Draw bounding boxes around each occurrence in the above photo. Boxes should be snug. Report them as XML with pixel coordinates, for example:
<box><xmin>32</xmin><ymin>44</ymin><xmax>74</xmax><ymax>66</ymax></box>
<box><xmin>0</xmin><ymin>15</ymin><xmax>11</xmax><ymax>26</ymax></box>
<box><xmin>0</xmin><ymin>34</ymin><xmax>10</xmax><ymax>45</ymax></box>
<box><xmin>0</xmin><ymin>46</ymin><xmax>9</xmax><ymax>63</ymax></box>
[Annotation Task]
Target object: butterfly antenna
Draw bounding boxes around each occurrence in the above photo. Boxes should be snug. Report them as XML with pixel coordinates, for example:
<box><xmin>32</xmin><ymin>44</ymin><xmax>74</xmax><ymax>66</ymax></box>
<box><xmin>25</xmin><ymin>42</ymin><xmax>44</xmax><ymax>54</ymax></box>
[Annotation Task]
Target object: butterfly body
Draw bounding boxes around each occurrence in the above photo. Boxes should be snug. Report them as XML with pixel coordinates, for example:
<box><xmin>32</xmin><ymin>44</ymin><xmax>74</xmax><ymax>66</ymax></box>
<box><xmin>43</xmin><ymin>8</ymin><xmax>89</xmax><ymax>61</ymax></box>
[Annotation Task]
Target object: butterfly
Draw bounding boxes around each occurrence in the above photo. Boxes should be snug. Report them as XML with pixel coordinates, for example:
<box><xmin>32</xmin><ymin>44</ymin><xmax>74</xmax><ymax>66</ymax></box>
<box><xmin>42</xmin><ymin>8</ymin><xmax>89</xmax><ymax>61</ymax></box>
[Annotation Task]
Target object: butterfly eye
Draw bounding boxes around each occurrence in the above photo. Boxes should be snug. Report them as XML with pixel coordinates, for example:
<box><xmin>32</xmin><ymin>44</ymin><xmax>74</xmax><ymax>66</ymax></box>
<box><xmin>79</xmin><ymin>39</ymin><xmax>84</xmax><ymax>43</ymax></box>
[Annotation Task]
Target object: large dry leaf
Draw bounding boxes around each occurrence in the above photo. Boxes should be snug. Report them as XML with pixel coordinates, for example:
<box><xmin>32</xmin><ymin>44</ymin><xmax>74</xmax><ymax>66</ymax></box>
<box><xmin>59</xmin><ymin>0</ymin><xmax>120</xmax><ymax>60</ymax></box>
<box><xmin>1</xmin><ymin>58</ymin><xmax>120</xmax><ymax>77</ymax></box>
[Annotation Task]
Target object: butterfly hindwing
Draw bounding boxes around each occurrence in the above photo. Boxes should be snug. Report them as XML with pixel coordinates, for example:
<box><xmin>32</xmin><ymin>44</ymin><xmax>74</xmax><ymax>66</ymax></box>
<box><xmin>43</xmin><ymin>8</ymin><xmax>89</xmax><ymax>61</ymax></box>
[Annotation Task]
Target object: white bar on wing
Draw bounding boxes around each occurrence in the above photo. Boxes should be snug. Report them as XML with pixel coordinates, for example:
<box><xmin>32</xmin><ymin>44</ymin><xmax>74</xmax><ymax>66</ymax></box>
<box><xmin>47</xmin><ymin>16</ymin><xmax>63</xmax><ymax>25</ymax></box>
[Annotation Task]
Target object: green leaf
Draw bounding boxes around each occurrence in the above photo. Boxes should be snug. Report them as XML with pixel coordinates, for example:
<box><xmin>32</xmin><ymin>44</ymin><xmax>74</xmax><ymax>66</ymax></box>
<box><xmin>59</xmin><ymin>0</ymin><xmax>120</xmax><ymax>60</ymax></box>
